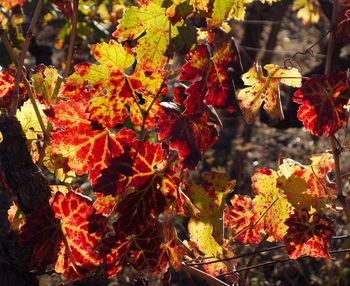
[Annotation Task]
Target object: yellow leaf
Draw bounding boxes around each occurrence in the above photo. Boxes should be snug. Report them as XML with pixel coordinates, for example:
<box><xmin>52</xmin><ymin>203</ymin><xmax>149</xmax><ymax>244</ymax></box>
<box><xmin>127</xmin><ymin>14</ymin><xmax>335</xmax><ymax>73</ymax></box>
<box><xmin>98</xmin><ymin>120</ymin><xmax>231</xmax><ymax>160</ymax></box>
<box><xmin>237</xmin><ymin>63</ymin><xmax>302</xmax><ymax>124</ymax></box>
<box><xmin>16</xmin><ymin>100</ymin><xmax>48</xmax><ymax>140</ymax></box>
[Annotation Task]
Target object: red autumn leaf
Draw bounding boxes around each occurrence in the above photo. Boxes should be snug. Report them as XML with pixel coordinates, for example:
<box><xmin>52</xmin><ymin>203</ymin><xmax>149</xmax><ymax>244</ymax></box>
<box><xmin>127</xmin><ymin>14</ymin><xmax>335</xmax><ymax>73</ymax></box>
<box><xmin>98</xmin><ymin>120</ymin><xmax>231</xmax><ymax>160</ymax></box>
<box><xmin>157</xmin><ymin>102</ymin><xmax>221</xmax><ymax>168</ymax></box>
<box><xmin>0</xmin><ymin>69</ymin><xmax>27</xmax><ymax>110</ymax></box>
<box><xmin>103</xmin><ymin>221</ymin><xmax>170</xmax><ymax>278</ymax></box>
<box><xmin>114</xmin><ymin>178</ymin><xmax>167</xmax><ymax>233</ymax></box>
<box><xmin>162</xmin><ymin>220</ymin><xmax>185</xmax><ymax>271</ymax></box>
<box><xmin>224</xmin><ymin>194</ymin><xmax>263</xmax><ymax>244</ymax></box>
<box><xmin>94</xmin><ymin>141</ymin><xmax>164</xmax><ymax>195</ymax></box>
<box><xmin>49</xmin><ymin>99</ymin><xmax>136</xmax><ymax>184</ymax></box>
<box><xmin>19</xmin><ymin>204</ymin><xmax>61</xmax><ymax>271</ymax></box>
<box><xmin>61</xmin><ymin>41</ymin><xmax>163</xmax><ymax>129</ymax></box>
<box><xmin>284</xmin><ymin>209</ymin><xmax>335</xmax><ymax>259</ymax></box>
<box><xmin>51</xmin><ymin>190</ymin><xmax>108</xmax><ymax>279</ymax></box>
<box><xmin>178</xmin><ymin>41</ymin><xmax>238</xmax><ymax>113</ymax></box>
<box><xmin>293</xmin><ymin>72</ymin><xmax>350</xmax><ymax>136</ymax></box>
<box><xmin>52</xmin><ymin>0</ymin><xmax>73</xmax><ymax>19</ymax></box>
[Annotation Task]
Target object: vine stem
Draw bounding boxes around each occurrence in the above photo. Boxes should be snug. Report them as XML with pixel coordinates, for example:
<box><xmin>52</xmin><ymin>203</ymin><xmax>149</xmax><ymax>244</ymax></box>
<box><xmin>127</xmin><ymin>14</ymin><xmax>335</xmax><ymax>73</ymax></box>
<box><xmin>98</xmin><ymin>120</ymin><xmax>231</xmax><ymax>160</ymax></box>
<box><xmin>1</xmin><ymin>31</ymin><xmax>49</xmax><ymax>141</ymax></box>
<box><xmin>324</xmin><ymin>0</ymin><xmax>350</xmax><ymax>223</ymax></box>
<box><xmin>216</xmin><ymin>247</ymin><xmax>350</xmax><ymax>278</ymax></box>
<box><xmin>184</xmin><ymin>234</ymin><xmax>350</xmax><ymax>266</ymax></box>
<box><xmin>52</xmin><ymin>0</ymin><xmax>79</xmax><ymax>101</ymax></box>
<box><xmin>10</xmin><ymin>0</ymin><xmax>43</xmax><ymax>116</ymax></box>
<box><xmin>181</xmin><ymin>263</ymin><xmax>230</xmax><ymax>286</ymax></box>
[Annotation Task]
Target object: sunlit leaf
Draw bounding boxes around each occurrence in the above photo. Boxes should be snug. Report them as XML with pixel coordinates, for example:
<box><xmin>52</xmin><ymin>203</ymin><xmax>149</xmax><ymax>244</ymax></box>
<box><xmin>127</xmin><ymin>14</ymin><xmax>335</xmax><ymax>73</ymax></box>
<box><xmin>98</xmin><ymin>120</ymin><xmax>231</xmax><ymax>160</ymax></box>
<box><xmin>293</xmin><ymin>72</ymin><xmax>350</xmax><ymax>136</ymax></box>
<box><xmin>157</xmin><ymin>102</ymin><xmax>221</xmax><ymax>168</ymax></box>
<box><xmin>52</xmin><ymin>190</ymin><xmax>107</xmax><ymax>279</ymax></box>
<box><xmin>238</xmin><ymin>63</ymin><xmax>302</xmax><ymax>124</ymax></box>
<box><xmin>292</xmin><ymin>0</ymin><xmax>320</xmax><ymax>25</ymax></box>
<box><xmin>31</xmin><ymin>65</ymin><xmax>60</xmax><ymax>105</ymax></box>
<box><xmin>16</xmin><ymin>99</ymin><xmax>48</xmax><ymax>140</ymax></box>
<box><xmin>252</xmin><ymin>168</ymin><xmax>294</xmax><ymax>242</ymax></box>
<box><xmin>179</xmin><ymin>41</ymin><xmax>239</xmax><ymax>113</ymax></box>
<box><xmin>0</xmin><ymin>69</ymin><xmax>27</xmax><ymax>110</ymax></box>
<box><xmin>49</xmin><ymin>100</ymin><xmax>136</xmax><ymax>184</ymax></box>
<box><xmin>284</xmin><ymin>209</ymin><xmax>335</xmax><ymax>259</ymax></box>
<box><xmin>224</xmin><ymin>194</ymin><xmax>263</xmax><ymax>244</ymax></box>
<box><xmin>113</xmin><ymin>0</ymin><xmax>179</xmax><ymax>71</ymax></box>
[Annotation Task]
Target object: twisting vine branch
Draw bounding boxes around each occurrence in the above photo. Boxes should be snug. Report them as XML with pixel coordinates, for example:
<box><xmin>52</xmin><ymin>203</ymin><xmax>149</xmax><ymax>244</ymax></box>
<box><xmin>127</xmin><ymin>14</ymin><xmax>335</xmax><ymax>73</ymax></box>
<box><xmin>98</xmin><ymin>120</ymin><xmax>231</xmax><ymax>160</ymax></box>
<box><xmin>324</xmin><ymin>0</ymin><xmax>350</xmax><ymax>223</ymax></box>
<box><xmin>10</xmin><ymin>0</ymin><xmax>43</xmax><ymax>116</ymax></box>
<box><xmin>52</xmin><ymin>0</ymin><xmax>79</xmax><ymax>101</ymax></box>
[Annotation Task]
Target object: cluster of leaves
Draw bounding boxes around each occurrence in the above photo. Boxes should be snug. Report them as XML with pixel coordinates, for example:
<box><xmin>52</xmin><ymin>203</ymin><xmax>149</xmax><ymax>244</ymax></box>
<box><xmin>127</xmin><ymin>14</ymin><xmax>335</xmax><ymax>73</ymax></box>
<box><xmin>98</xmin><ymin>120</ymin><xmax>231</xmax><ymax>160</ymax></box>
<box><xmin>1</xmin><ymin>0</ymin><xmax>350</xmax><ymax>285</ymax></box>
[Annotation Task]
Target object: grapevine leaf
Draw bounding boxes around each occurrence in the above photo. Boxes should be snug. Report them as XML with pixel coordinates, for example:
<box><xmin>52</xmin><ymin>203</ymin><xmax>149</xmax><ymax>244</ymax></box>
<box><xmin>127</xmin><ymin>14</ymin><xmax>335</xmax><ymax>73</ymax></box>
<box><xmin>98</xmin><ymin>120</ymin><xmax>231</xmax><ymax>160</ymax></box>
<box><xmin>157</xmin><ymin>102</ymin><xmax>221</xmax><ymax>168</ymax></box>
<box><xmin>207</xmin><ymin>0</ymin><xmax>235</xmax><ymax>28</ymax></box>
<box><xmin>19</xmin><ymin>204</ymin><xmax>61</xmax><ymax>271</ymax></box>
<box><xmin>186</xmin><ymin>172</ymin><xmax>234</xmax><ymax>256</ymax></box>
<box><xmin>165</xmin><ymin>1</ymin><xmax>193</xmax><ymax>24</ymax></box>
<box><xmin>187</xmin><ymin>219</ymin><xmax>223</xmax><ymax>255</ymax></box>
<box><xmin>0</xmin><ymin>69</ymin><xmax>27</xmax><ymax>110</ymax></box>
<box><xmin>16</xmin><ymin>99</ymin><xmax>48</xmax><ymax>140</ymax></box>
<box><xmin>224</xmin><ymin>194</ymin><xmax>263</xmax><ymax>244</ymax></box>
<box><xmin>52</xmin><ymin>190</ymin><xmax>107</xmax><ymax>279</ymax></box>
<box><xmin>114</xmin><ymin>178</ymin><xmax>167</xmax><ymax>233</ymax></box>
<box><xmin>284</xmin><ymin>209</ymin><xmax>335</xmax><ymax>259</ymax></box>
<box><xmin>279</xmin><ymin>154</ymin><xmax>336</xmax><ymax>200</ymax></box>
<box><xmin>162</xmin><ymin>221</ymin><xmax>185</xmax><ymax>271</ymax></box>
<box><xmin>252</xmin><ymin>168</ymin><xmax>294</xmax><ymax>241</ymax></box>
<box><xmin>31</xmin><ymin>65</ymin><xmax>60</xmax><ymax>105</ymax></box>
<box><xmin>62</xmin><ymin>40</ymin><xmax>163</xmax><ymax>129</ymax></box>
<box><xmin>104</xmin><ymin>222</ymin><xmax>169</xmax><ymax>277</ymax></box>
<box><xmin>276</xmin><ymin>174</ymin><xmax>315</xmax><ymax>209</ymax></box>
<box><xmin>238</xmin><ymin>63</ymin><xmax>302</xmax><ymax>124</ymax></box>
<box><xmin>293</xmin><ymin>72</ymin><xmax>350</xmax><ymax>136</ymax></box>
<box><xmin>0</xmin><ymin>0</ymin><xmax>24</xmax><ymax>9</ymax></box>
<box><xmin>292</xmin><ymin>0</ymin><xmax>320</xmax><ymax>25</ymax></box>
<box><xmin>49</xmin><ymin>100</ymin><xmax>136</xmax><ymax>184</ymax></box>
<box><xmin>227</xmin><ymin>0</ymin><xmax>251</xmax><ymax>21</ymax></box>
<box><xmin>113</xmin><ymin>0</ymin><xmax>179</xmax><ymax>71</ymax></box>
<box><xmin>178</xmin><ymin>41</ymin><xmax>239</xmax><ymax>113</ymax></box>
<box><xmin>94</xmin><ymin>141</ymin><xmax>164</xmax><ymax>195</ymax></box>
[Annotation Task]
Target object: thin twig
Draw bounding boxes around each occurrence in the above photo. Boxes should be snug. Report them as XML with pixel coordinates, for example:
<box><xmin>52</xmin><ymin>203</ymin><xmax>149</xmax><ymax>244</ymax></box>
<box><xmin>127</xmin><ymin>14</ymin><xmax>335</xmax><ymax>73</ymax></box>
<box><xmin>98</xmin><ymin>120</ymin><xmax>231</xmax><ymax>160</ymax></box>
<box><xmin>0</xmin><ymin>30</ymin><xmax>49</xmax><ymax>141</ymax></box>
<box><xmin>10</xmin><ymin>0</ymin><xmax>43</xmax><ymax>115</ymax></box>
<box><xmin>217</xmin><ymin>247</ymin><xmax>350</xmax><ymax>278</ymax></box>
<box><xmin>324</xmin><ymin>0</ymin><xmax>350</xmax><ymax>223</ymax></box>
<box><xmin>184</xmin><ymin>234</ymin><xmax>350</xmax><ymax>266</ymax></box>
<box><xmin>181</xmin><ymin>263</ymin><xmax>230</xmax><ymax>286</ymax></box>
<box><xmin>52</xmin><ymin>0</ymin><xmax>79</xmax><ymax>101</ymax></box>
<box><xmin>241</xmin><ymin>234</ymin><xmax>269</xmax><ymax>286</ymax></box>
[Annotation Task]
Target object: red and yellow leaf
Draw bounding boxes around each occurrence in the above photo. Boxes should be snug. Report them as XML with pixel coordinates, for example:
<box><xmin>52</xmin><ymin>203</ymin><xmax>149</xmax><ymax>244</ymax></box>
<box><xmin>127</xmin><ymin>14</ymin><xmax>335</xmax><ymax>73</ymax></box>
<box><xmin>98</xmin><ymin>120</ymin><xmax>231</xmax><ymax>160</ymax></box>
<box><xmin>238</xmin><ymin>63</ymin><xmax>302</xmax><ymax>124</ymax></box>
<box><xmin>0</xmin><ymin>69</ymin><xmax>27</xmax><ymax>110</ymax></box>
<box><xmin>113</xmin><ymin>0</ymin><xmax>178</xmax><ymax>71</ymax></box>
<box><xmin>52</xmin><ymin>190</ymin><xmax>107</xmax><ymax>279</ymax></box>
<box><xmin>0</xmin><ymin>0</ymin><xmax>24</xmax><ymax>9</ymax></box>
<box><xmin>49</xmin><ymin>100</ymin><xmax>136</xmax><ymax>184</ymax></box>
<box><xmin>186</xmin><ymin>172</ymin><xmax>234</xmax><ymax>255</ymax></box>
<box><xmin>157</xmin><ymin>102</ymin><xmax>220</xmax><ymax>168</ymax></box>
<box><xmin>284</xmin><ymin>209</ymin><xmax>335</xmax><ymax>259</ymax></box>
<box><xmin>224</xmin><ymin>194</ymin><xmax>263</xmax><ymax>244</ymax></box>
<box><xmin>293</xmin><ymin>72</ymin><xmax>350</xmax><ymax>136</ymax></box>
<box><xmin>252</xmin><ymin>168</ymin><xmax>294</xmax><ymax>242</ymax></box>
<box><xmin>178</xmin><ymin>41</ymin><xmax>238</xmax><ymax>113</ymax></box>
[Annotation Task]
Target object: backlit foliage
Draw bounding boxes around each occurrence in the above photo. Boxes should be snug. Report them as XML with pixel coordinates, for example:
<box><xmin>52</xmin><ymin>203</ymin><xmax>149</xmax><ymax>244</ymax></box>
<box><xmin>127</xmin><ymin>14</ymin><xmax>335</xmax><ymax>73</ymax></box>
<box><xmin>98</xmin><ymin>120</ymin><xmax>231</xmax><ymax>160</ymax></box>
<box><xmin>1</xmin><ymin>0</ymin><xmax>349</xmax><ymax>284</ymax></box>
